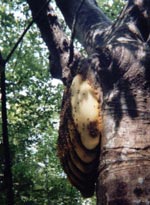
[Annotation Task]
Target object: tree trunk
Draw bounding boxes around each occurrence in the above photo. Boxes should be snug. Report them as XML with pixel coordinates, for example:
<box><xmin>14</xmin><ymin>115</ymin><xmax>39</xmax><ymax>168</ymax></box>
<box><xmin>26</xmin><ymin>0</ymin><xmax>150</xmax><ymax>204</ymax></box>
<box><xmin>0</xmin><ymin>54</ymin><xmax>14</xmax><ymax>205</ymax></box>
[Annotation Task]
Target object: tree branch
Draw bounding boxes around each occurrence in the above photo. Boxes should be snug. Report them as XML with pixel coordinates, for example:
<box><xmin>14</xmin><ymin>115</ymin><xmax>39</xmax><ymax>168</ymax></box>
<box><xmin>26</xmin><ymin>0</ymin><xmax>80</xmax><ymax>80</ymax></box>
<box><xmin>25</xmin><ymin>0</ymin><xmax>112</xmax><ymax>79</ymax></box>
<box><xmin>55</xmin><ymin>0</ymin><xmax>112</xmax><ymax>53</ymax></box>
<box><xmin>100</xmin><ymin>0</ymin><xmax>150</xmax><ymax>47</ymax></box>
<box><xmin>26</xmin><ymin>0</ymin><xmax>150</xmax><ymax>80</ymax></box>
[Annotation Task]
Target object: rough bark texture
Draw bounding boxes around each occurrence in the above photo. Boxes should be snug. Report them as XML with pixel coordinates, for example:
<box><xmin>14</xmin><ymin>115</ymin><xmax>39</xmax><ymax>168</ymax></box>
<box><xmin>26</xmin><ymin>0</ymin><xmax>80</xmax><ymax>81</ymax></box>
<box><xmin>96</xmin><ymin>41</ymin><xmax>150</xmax><ymax>204</ymax></box>
<box><xmin>26</xmin><ymin>0</ymin><xmax>150</xmax><ymax>204</ymax></box>
<box><xmin>55</xmin><ymin>0</ymin><xmax>111</xmax><ymax>53</ymax></box>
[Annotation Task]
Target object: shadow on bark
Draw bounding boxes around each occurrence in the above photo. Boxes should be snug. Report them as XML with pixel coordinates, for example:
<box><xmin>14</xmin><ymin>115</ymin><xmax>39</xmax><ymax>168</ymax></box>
<box><xmin>90</xmin><ymin>42</ymin><xmax>141</xmax><ymax>129</ymax></box>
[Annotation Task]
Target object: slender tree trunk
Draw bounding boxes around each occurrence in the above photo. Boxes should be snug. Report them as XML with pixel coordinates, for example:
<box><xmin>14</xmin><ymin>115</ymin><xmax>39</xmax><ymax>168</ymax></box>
<box><xmin>26</xmin><ymin>0</ymin><xmax>150</xmax><ymax>204</ymax></box>
<box><xmin>0</xmin><ymin>54</ymin><xmax>14</xmax><ymax>205</ymax></box>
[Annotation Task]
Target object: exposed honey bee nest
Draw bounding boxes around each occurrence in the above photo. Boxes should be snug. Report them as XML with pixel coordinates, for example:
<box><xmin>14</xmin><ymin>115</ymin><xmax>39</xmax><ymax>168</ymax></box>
<box><xmin>58</xmin><ymin>65</ymin><xmax>102</xmax><ymax>197</ymax></box>
<box><xmin>70</xmin><ymin>70</ymin><xmax>102</xmax><ymax>150</ymax></box>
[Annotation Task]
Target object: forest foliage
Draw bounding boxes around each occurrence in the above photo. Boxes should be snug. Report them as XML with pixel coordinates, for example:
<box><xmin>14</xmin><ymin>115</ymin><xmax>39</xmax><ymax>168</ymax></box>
<box><xmin>0</xmin><ymin>0</ymin><xmax>125</xmax><ymax>204</ymax></box>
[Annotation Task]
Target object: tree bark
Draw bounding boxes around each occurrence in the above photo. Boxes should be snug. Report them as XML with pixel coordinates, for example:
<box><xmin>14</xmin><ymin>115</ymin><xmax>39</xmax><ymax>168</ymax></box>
<box><xmin>26</xmin><ymin>0</ymin><xmax>80</xmax><ymax>81</ymax></box>
<box><xmin>26</xmin><ymin>0</ymin><xmax>150</xmax><ymax>204</ymax></box>
<box><xmin>55</xmin><ymin>0</ymin><xmax>111</xmax><ymax>52</ymax></box>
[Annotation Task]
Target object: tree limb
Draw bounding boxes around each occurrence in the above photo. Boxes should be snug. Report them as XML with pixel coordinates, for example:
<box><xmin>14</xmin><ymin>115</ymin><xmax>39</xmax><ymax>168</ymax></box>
<box><xmin>92</xmin><ymin>0</ymin><xmax>150</xmax><ymax>56</ymax></box>
<box><xmin>26</xmin><ymin>0</ymin><xmax>80</xmax><ymax>80</ymax></box>
<box><xmin>26</xmin><ymin>0</ymin><xmax>150</xmax><ymax>79</ymax></box>
<box><xmin>55</xmin><ymin>0</ymin><xmax>112</xmax><ymax>53</ymax></box>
